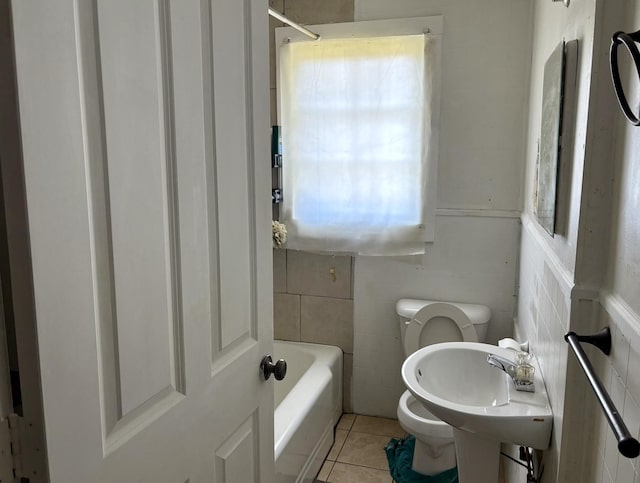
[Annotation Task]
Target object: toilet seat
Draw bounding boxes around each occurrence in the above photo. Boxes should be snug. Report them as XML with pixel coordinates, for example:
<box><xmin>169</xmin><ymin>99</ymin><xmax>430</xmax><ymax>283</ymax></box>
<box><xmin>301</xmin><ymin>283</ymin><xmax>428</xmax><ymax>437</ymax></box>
<box><xmin>403</xmin><ymin>302</ymin><xmax>478</xmax><ymax>355</ymax></box>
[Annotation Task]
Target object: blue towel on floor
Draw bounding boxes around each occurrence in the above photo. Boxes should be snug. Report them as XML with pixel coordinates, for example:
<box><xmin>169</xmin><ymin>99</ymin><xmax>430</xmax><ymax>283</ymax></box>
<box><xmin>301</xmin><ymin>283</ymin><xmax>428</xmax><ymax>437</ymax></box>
<box><xmin>385</xmin><ymin>436</ymin><xmax>458</xmax><ymax>483</ymax></box>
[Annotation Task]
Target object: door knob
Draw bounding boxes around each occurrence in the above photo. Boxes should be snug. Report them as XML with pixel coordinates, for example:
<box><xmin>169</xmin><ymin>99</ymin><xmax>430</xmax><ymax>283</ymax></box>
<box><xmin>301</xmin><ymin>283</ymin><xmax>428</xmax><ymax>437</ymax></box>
<box><xmin>260</xmin><ymin>355</ymin><xmax>287</xmax><ymax>381</ymax></box>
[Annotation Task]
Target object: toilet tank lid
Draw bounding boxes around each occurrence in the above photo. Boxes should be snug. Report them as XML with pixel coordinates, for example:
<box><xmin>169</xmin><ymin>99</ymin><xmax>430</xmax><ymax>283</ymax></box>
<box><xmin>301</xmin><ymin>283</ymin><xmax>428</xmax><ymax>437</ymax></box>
<box><xmin>395</xmin><ymin>299</ymin><xmax>491</xmax><ymax>325</ymax></box>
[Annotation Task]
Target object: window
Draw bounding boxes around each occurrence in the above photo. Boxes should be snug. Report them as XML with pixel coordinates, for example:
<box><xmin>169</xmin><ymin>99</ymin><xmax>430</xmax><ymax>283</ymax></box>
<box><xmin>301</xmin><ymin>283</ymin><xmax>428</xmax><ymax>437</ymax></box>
<box><xmin>276</xmin><ymin>17</ymin><xmax>442</xmax><ymax>255</ymax></box>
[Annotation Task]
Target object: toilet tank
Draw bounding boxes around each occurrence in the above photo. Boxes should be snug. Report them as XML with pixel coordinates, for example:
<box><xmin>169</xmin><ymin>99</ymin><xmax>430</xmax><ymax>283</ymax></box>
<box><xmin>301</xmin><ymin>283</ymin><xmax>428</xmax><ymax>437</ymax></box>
<box><xmin>396</xmin><ymin>299</ymin><xmax>491</xmax><ymax>343</ymax></box>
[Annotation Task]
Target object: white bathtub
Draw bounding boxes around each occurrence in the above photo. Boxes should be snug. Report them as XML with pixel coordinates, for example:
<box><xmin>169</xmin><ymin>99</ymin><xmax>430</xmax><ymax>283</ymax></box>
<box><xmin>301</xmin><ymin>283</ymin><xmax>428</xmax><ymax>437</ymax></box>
<box><xmin>274</xmin><ymin>340</ymin><xmax>343</xmax><ymax>483</ymax></box>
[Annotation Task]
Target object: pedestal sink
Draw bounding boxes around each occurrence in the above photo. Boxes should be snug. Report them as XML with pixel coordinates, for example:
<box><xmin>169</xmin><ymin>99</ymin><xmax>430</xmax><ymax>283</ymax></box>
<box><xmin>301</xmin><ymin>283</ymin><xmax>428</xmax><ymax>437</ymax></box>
<box><xmin>401</xmin><ymin>342</ymin><xmax>552</xmax><ymax>483</ymax></box>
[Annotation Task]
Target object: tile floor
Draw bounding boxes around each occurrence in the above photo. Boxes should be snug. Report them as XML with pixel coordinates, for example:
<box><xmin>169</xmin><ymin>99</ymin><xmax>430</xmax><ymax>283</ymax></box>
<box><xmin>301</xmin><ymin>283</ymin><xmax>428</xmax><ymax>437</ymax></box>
<box><xmin>315</xmin><ymin>414</ymin><xmax>406</xmax><ymax>483</ymax></box>
<box><xmin>316</xmin><ymin>414</ymin><xmax>507</xmax><ymax>483</ymax></box>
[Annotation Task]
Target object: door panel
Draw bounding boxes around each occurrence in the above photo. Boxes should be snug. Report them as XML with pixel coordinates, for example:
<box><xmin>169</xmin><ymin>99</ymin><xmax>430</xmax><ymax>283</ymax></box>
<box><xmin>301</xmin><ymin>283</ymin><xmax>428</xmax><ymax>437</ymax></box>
<box><xmin>92</xmin><ymin>0</ymin><xmax>187</xmax><ymax>430</ymax></box>
<box><xmin>97</xmin><ymin>0</ymin><xmax>185</xmax><ymax>419</ymax></box>
<box><xmin>209</xmin><ymin>0</ymin><xmax>256</xmax><ymax>359</ymax></box>
<box><xmin>214</xmin><ymin>415</ymin><xmax>259</xmax><ymax>482</ymax></box>
<box><xmin>11</xmin><ymin>0</ymin><xmax>273</xmax><ymax>481</ymax></box>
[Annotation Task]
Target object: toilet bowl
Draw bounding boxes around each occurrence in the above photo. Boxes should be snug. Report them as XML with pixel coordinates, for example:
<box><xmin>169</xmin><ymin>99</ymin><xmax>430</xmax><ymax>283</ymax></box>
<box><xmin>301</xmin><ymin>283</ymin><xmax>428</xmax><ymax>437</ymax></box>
<box><xmin>397</xmin><ymin>391</ymin><xmax>456</xmax><ymax>475</ymax></box>
<box><xmin>395</xmin><ymin>299</ymin><xmax>491</xmax><ymax>476</ymax></box>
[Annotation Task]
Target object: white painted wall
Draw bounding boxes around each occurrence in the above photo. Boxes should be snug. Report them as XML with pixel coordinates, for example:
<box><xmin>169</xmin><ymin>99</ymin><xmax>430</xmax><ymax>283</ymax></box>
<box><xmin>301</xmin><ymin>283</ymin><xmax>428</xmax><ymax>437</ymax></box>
<box><xmin>604</xmin><ymin>3</ymin><xmax>640</xmax><ymax>316</ymax></box>
<box><xmin>355</xmin><ymin>0</ymin><xmax>532</xmax><ymax>212</ymax></box>
<box><xmin>352</xmin><ymin>0</ymin><xmax>533</xmax><ymax>417</ymax></box>
<box><xmin>520</xmin><ymin>0</ymin><xmax>600</xmax><ymax>275</ymax></box>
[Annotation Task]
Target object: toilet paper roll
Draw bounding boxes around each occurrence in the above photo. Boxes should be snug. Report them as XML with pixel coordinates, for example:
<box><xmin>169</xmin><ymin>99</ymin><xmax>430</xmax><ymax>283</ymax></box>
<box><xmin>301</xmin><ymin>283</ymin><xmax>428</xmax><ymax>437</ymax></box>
<box><xmin>498</xmin><ymin>338</ymin><xmax>524</xmax><ymax>351</ymax></box>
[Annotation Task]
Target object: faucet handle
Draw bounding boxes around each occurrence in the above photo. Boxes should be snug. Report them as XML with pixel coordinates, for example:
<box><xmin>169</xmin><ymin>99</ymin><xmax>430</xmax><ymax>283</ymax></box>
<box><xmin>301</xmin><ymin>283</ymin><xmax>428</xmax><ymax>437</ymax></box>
<box><xmin>487</xmin><ymin>353</ymin><xmax>536</xmax><ymax>393</ymax></box>
<box><xmin>515</xmin><ymin>363</ymin><xmax>534</xmax><ymax>382</ymax></box>
<box><xmin>514</xmin><ymin>354</ymin><xmax>535</xmax><ymax>392</ymax></box>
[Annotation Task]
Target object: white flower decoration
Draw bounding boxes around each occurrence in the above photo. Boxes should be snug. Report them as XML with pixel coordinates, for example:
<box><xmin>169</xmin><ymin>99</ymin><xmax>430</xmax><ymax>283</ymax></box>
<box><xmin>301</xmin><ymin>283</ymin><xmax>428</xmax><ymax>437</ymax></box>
<box><xmin>272</xmin><ymin>220</ymin><xmax>287</xmax><ymax>249</ymax></box>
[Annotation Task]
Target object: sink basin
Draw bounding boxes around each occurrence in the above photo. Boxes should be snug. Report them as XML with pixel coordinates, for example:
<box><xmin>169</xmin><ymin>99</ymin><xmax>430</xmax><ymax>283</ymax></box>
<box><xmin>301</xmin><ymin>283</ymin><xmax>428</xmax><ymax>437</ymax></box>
<box><xmin>402</xmin><ymin>342</ymin><xmax>552</xmax><ymax>448</ymax></box>
<box><xmin>402</xmin><ymin>342</ymin><xmax>552</xmax><ymax>483</ymax></box>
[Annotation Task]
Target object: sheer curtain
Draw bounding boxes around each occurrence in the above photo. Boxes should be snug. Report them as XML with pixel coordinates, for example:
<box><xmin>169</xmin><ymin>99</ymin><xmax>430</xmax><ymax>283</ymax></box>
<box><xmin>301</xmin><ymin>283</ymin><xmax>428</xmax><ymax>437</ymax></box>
<box><xmin>279</xmin><ymin>33</ymin><xmax>439</xmax><ymax>255</ymax></box>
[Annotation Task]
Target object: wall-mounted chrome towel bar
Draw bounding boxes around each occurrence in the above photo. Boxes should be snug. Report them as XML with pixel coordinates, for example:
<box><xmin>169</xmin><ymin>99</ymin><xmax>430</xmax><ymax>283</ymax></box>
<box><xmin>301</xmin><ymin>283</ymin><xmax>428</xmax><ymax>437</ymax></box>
<box><xmin>564</xmin><ymin>327</ymin><xmax>640</xmax><ymax>458</ymax></box>
<box><xmin>610</xmin><ymin>30</ymin><xmax>640</xmax><ymax>126</ymax></box>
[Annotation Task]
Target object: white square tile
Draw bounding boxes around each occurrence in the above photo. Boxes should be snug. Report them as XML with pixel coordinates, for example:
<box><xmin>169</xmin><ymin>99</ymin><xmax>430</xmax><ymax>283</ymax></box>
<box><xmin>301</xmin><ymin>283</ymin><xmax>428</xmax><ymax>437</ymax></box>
<box><xmin>624</xmin><ymin>390</ymin><xmax>640</xmax><ymax>443</ymax></box>
<box><xmin>559</xmin><ymin>297</ymin><xmax>568</xmax><ymax>328</ymax></box>
<box><xmin>610</xmin><ymin>369</ymin><xmax>626</xmax><ymax>410</ymax></box>
<box><xmin>617</xmin><ymin>457</ymin><xmax>636</xmax><ymax>483</ymax></box>
<box><xmin>596</xmin><ymin>405</ymin><xmax>609</xmax><ymax>458</ymax></box>
<box><xmin>603</xmin><ymin>370</ymin><xmax>629</xmax><ymax>477</ymax></box>
<box><xmin>627</xmin><ymin>344</ymin><xmax>640</xmax><ymax>407</ymax></box>
<box><xmin>612</xmin><ymin>323</ymin><xmax>630</xmax><ymax>383</ymax></box>
<box><xmin>552</xmin><ymin>345</ymin><xmax>568</xmax><ymax>413</ymax></box>
<box><xmin>602</xmin><ymin>463</ymin><xmax>614</xmax><ymax>483</ymax></box>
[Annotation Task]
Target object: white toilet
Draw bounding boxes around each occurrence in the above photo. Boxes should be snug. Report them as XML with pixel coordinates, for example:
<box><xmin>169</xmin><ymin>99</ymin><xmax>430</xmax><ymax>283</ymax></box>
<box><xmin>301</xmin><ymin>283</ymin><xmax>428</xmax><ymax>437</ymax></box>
<box><xmin>395</xmin><ymin>299</ymin><xmax>491</xmax><ymax>476</ymax></box>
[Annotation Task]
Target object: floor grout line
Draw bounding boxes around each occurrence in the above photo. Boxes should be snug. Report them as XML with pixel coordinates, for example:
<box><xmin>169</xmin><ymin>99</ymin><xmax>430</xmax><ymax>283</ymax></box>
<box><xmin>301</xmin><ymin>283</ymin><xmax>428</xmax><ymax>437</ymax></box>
<box><xmin>317</xmin><ymin>413</ymin><xmax>404</xmax><ymax>481</ymax></box>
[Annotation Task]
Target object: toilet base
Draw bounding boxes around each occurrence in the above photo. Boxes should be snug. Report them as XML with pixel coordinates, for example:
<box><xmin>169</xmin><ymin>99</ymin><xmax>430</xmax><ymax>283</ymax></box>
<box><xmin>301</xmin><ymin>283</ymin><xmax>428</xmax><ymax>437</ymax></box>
<box><xmin>411</xmin><ymin>435</ymin><xmax>457</xmax><ymax>476</ymax></box>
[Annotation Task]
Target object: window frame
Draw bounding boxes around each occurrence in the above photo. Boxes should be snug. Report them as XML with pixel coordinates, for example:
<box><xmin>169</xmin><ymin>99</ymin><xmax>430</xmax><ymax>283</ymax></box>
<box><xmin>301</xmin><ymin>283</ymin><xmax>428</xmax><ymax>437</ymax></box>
<box><xmin>275</xmin><ymin>16</ymin><xmax>443</xmax><ymax>255</ymax></box>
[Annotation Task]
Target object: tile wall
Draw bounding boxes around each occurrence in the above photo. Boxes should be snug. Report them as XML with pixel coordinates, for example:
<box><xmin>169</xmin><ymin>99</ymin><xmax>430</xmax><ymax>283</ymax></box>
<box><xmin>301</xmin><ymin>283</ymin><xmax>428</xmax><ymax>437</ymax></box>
<box><xmin>589</xmin><ymin>299</ymin><xmax>640</xmax><ymax>483</ymax></box>
<box><xmin>273</xmin><ymin>249</ymin><xmax>355</xmax><ymax>411</ymax></box>
<box><xmin>509</xmin><ymin>217</ymin><xmax>574</xmax><ymax>482</ymax></box>
<box><xmin>512</xmin><ymin>217</ymin><xmax>635</xmax><ymax>483</ymax></box>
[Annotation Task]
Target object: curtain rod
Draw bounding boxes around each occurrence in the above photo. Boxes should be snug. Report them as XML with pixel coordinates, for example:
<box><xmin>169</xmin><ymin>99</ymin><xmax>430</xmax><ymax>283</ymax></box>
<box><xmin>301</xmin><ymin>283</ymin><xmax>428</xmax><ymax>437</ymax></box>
<box><xmin>268</xmin><ymin>7</ymin><xmax>320</xmax><ymax>41</ymax></box>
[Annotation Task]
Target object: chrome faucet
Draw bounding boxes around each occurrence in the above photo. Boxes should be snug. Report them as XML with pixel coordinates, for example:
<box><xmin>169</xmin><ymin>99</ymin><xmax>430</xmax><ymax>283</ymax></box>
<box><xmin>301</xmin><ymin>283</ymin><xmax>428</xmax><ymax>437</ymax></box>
<box><xmin>487</xmin><ymin>353</ymin><xmax>535</xmax><ymax>392</ymax></box>
<box><xmin>487</xmin><ymin>354</ymin><xmax>517</xmax><ymax>377</ymax></box>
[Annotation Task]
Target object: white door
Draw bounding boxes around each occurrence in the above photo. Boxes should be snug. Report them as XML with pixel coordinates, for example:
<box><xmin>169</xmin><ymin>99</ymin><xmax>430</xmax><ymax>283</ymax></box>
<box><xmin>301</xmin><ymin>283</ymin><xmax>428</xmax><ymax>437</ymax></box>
<box><xmin>10</xmin><ymin>1</ymin><xmax>274</xmax><ymax>482</ymax></box>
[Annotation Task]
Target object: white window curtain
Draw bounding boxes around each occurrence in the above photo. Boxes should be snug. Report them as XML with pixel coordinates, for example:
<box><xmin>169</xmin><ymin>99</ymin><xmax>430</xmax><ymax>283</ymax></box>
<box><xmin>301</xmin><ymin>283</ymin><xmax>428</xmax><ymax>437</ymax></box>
<box><xmin>278</xmin><ymin>23</ymin><xmax>440</xmax><ymax>255</ymax></box>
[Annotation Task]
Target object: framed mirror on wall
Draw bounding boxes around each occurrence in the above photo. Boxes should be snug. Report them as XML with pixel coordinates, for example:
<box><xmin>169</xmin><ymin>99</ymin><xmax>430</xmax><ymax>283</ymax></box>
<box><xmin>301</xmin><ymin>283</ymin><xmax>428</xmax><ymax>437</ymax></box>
<box><xmin>535</xmin><ymin>40</ymin><xmax>567</xmax><ymax>236</ymax></box>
